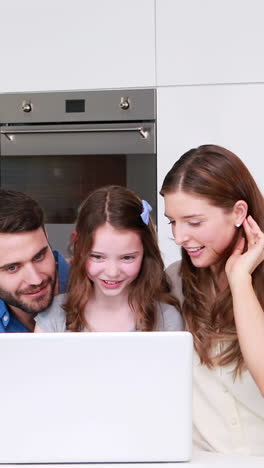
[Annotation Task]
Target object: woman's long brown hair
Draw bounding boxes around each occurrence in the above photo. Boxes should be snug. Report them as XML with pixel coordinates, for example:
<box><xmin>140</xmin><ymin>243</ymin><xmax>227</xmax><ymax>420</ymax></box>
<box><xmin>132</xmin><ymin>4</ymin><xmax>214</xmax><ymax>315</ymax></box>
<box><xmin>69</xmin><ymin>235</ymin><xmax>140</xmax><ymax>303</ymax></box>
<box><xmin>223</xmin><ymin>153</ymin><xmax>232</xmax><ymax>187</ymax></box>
<box><xmin>160</xmin><ymin>144</ymin><xmax>264</xmax><ymax>375</ymax></box>
<box><xmin>65</xmin><ymin>185</ymin><xmax>180</xmax><ymax>331</ymax></box>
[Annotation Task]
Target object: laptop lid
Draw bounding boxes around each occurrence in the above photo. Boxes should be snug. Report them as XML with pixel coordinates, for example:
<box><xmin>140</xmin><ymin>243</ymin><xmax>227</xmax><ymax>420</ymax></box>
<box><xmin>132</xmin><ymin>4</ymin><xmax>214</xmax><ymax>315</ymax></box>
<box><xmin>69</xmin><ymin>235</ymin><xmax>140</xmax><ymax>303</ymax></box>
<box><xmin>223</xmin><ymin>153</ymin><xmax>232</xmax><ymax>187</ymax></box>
<box><xmin>0</xmin><ymin>331</ymin><xmax>193</xmax><ymax>463</ymax></box>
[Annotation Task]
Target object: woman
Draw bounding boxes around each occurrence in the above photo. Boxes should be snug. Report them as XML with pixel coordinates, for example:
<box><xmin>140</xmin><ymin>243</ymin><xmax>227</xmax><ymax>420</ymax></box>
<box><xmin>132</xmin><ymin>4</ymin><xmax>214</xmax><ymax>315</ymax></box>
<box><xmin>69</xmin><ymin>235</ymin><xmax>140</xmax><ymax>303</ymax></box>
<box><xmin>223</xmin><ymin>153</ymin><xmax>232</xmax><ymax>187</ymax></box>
<box><xmin>35</xmin><ymin>185</ymin><xmax>183</xmax><ymax>333</ymax></box>
<box><xmin>160</xmin><ymin>144</ymin><xmax>264</xmax><ymax>455</ymax></box>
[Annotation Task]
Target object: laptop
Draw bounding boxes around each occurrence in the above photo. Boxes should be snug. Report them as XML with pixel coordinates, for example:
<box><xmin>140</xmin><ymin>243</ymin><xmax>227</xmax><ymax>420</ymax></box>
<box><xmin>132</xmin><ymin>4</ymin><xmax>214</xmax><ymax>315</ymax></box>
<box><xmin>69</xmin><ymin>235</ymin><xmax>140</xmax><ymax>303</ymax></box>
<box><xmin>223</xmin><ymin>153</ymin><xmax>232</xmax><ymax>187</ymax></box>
<box><xmin>0</xmin><ymin>331</ymin><xmax>193</xmax><ymax>463</ymax></box>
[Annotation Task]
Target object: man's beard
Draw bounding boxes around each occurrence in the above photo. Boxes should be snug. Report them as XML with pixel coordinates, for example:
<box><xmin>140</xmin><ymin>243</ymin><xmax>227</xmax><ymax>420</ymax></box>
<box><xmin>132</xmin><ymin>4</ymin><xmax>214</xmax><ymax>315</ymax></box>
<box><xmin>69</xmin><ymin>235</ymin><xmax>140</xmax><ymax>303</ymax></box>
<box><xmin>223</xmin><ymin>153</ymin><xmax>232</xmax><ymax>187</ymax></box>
<box><xmin>0</xmin><ymin>273</ymin><xmax>57</xmax><ymax>315</ymax></box>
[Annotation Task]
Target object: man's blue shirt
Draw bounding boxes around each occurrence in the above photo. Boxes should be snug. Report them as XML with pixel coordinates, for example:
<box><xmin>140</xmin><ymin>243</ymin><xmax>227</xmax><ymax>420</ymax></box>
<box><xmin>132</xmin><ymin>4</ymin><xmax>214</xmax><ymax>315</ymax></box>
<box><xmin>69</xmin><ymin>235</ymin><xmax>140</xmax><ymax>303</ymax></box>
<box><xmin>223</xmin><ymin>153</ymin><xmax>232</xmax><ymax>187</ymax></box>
<box><xmin>0</xmin><ymin>250</ymin><xmax>69</xmax><ymax>333</ymax></box>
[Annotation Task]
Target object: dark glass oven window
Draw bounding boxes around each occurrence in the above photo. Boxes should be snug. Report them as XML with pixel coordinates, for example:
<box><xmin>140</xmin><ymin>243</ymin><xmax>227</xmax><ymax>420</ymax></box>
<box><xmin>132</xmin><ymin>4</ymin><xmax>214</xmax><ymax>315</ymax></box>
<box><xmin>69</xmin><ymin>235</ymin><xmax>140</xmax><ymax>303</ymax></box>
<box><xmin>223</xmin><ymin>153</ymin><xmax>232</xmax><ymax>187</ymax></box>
<box><xmin>1</xmin><ymin>155</ymin><xmax>126</xmax><ymax>223</ymax></box>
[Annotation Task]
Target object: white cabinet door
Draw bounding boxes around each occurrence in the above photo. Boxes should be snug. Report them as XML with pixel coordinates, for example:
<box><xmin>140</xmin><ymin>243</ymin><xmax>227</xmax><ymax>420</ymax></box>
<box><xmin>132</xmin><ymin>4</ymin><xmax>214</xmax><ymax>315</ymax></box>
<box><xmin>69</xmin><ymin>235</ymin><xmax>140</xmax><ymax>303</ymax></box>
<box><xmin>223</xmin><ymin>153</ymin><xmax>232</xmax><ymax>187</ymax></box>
<box><xmin>0</xmin><ymin>0</ymin><xmax>155</xmax><ymax>92</ymax></box>
<box><xmin>156</xmin><ymin>0</ymin><xmax>264</xmax><ymax>86</ymax></box>
<box><xmin>157</xmin><ymin>85</ymin><xmax>264</xmax><ymax>266</ymax></box>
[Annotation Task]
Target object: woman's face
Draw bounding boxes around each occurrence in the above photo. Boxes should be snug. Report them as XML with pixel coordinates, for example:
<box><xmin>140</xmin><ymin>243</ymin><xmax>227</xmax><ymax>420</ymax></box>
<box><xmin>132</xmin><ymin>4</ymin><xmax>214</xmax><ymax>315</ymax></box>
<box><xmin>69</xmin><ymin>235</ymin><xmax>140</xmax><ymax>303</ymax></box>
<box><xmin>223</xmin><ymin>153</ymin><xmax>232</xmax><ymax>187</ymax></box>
<box><xmin>164</xmin><ymin>190</ymin><xmax>237</xmax><ymax>268</ymax></box>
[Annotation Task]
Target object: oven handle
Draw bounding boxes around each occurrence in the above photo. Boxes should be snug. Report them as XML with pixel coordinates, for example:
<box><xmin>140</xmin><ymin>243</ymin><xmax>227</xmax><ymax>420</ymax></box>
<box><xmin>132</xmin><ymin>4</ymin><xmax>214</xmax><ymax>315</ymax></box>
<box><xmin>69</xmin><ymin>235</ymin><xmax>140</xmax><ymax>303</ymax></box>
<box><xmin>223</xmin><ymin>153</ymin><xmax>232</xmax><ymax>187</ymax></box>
<box><xmin>1</xmin><ymin>126</ymin><xmax>149</xmax><ymax>141</ymax></box>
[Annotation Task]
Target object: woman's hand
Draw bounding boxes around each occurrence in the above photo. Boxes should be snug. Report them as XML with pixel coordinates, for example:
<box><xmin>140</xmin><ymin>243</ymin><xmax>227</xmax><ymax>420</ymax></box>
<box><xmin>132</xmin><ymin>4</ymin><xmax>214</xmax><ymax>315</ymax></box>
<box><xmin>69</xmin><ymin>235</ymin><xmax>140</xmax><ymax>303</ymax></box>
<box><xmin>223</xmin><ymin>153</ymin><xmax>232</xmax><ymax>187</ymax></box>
<box><xmin>225</xmin><ymin>216</ymin><xmax>264</xmax><ymax>287</ymax></box>
<box><xmin>226</xmin><ymin>216</ymin><xmax>264</xmax><ymax>395</ymax></box>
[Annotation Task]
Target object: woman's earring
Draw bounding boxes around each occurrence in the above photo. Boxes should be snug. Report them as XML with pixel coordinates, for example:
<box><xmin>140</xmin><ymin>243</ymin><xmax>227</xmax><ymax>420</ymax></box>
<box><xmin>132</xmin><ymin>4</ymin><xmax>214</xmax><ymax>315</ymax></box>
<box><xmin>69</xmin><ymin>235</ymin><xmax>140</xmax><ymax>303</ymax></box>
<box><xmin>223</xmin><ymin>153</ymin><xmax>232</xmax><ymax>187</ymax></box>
<box><xmin>235</xmin><ymin>223</ymin><xmax>241</xmax><ymax>228</ymax></box>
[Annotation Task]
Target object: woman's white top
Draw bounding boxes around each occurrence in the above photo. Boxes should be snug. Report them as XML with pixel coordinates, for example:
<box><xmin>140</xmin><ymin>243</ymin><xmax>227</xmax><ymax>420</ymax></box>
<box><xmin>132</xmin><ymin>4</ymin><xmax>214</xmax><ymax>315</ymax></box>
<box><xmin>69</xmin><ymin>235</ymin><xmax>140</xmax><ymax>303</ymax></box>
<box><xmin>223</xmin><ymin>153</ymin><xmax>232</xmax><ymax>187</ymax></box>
<box><xmin>166</xmin><ymin>260</ymin><xmax>264</xmax><ymax>456</ymax></box>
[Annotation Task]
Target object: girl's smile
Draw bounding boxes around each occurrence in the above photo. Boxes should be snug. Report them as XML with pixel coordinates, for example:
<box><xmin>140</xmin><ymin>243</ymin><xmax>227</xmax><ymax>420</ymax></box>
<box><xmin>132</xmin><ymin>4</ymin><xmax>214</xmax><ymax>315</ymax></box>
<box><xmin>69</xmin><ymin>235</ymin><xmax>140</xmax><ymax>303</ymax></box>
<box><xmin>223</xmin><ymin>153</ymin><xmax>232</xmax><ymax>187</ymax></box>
<box><xmin>86</xmin><ymin>222</ymin><xmax>144</xmax><ymax>299</ymax></box>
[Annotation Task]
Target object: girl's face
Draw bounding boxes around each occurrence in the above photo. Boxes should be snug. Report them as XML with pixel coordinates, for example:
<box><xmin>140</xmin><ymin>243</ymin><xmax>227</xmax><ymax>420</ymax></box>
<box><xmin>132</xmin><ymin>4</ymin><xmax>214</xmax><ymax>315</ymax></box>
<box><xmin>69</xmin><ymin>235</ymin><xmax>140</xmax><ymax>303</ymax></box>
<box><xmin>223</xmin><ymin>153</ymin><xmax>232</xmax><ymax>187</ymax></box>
<box><xmin>85</xmin><ymin>222</ymin><xmax>144</xmax><ymax>299</ymax></box>
<box><xmin>164</xmin><ymin>190</ymin><xmax>237</xmax><ymax>269</ymax></box>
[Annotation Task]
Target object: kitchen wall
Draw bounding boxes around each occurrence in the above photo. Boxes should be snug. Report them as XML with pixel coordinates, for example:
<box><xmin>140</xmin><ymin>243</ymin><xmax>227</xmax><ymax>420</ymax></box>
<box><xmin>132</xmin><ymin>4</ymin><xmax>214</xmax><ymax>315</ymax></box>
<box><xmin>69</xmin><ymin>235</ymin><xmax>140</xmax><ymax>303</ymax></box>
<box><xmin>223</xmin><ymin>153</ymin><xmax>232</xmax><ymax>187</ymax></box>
<box><xmin>156</xmin><ymin>0</ymin><xmax>264</xmax><ymax>265</ymax></box>
<box><xmin>1</xmin><ymin>0</ymin><xmax>264</xmax><ymax>266</ymax></box>
<box><xmin>0</xmin><ymin>0</ymin><xmax>156</xmax><ymax>92</ymax></box>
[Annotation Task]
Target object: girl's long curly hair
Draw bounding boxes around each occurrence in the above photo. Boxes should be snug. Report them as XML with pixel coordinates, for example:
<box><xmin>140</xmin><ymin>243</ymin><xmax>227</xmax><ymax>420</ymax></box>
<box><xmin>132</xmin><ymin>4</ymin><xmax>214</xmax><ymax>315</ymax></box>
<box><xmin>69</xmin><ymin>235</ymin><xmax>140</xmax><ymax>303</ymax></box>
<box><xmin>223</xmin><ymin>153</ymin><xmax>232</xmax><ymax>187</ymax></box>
<box><xmin>160</xmin><ymin>144</ymin><xmax>264</xmax><ymax>375</ymax></box>
<box><xmin>65</xmin><ymin>185</ymin><xmax>180</xmax><ymax>331</ymax></box>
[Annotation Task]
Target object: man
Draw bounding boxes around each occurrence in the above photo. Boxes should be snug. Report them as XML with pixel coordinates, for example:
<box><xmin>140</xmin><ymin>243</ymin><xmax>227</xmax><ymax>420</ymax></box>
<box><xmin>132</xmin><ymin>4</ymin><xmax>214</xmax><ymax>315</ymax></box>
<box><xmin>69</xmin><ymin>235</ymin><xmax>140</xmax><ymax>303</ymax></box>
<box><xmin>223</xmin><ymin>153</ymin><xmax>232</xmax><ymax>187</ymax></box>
<box><xmin>0</xmin><ymin>189</ymin><xmax>70</xmax><ymax>332</ymax></box>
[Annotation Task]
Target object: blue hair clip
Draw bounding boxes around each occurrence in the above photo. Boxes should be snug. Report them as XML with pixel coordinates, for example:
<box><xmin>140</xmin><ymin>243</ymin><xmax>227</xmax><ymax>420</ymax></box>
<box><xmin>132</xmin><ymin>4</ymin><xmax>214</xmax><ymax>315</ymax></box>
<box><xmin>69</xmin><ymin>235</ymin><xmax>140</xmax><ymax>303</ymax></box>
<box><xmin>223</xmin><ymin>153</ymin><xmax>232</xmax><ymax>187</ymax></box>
<box><xmin>140</xmin><ymin>200</ymin><xmax>152</xmax><ymax>225</ymax></box>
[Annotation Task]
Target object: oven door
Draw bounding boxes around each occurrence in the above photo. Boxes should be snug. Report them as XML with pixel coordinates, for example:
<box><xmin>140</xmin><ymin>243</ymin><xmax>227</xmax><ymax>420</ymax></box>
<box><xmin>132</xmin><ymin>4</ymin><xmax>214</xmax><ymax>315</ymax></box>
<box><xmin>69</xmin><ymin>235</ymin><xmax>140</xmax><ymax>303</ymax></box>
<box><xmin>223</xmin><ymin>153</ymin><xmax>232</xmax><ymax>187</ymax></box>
<box><xmin>0</xmin><ymin>122</ymin><xmax>156</xmax><ymax>255</ymax></box>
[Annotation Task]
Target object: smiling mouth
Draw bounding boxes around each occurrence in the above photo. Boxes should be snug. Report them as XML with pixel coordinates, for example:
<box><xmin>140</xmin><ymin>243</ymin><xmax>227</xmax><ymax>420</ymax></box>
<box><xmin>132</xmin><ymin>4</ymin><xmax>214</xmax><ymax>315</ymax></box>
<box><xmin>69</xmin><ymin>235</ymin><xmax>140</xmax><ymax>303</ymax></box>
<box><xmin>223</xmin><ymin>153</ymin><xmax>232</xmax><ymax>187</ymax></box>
<box><xmin>186</xmin><ymin>247</ymin><xmax>204</xmax><ymax>252</ymax></box>
<box><xmin>19</xmin><ymin>280</ymin><xmax>51</xmax><ymax>296</ymax></box>
<box><xmin>23</xmin><ymin>285</ymin><xmax>48</xmax><ymax>296</ymax></box>
<box><xmin>102</xmin><ymin>280</ymin><xmax>123</xmax><ymax>285</ymax></box>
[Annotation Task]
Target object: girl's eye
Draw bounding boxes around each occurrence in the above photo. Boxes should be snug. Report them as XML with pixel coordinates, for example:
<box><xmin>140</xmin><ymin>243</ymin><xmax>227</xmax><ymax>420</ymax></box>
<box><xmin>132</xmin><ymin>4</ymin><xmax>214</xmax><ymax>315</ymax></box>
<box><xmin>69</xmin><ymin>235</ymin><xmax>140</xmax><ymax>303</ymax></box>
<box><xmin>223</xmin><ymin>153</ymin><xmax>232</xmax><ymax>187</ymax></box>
<box><xmin>90</xmin><ymin>254</ymin><xmax>103</xmax><ymax>261</ymax></box>
<box><xmin>188</xmin><ymin>222</ymin><xmax>201</xmax><ymax>227</ymax></box>
<box><xmin>122</xmin><ymin>255</ymin><xmax>135</xmax><ymax>262</ymax></box>
<box><xmin>168</xmin><ymin>220</ymin><xmax>175</xmax><ymax>225</ymax></box>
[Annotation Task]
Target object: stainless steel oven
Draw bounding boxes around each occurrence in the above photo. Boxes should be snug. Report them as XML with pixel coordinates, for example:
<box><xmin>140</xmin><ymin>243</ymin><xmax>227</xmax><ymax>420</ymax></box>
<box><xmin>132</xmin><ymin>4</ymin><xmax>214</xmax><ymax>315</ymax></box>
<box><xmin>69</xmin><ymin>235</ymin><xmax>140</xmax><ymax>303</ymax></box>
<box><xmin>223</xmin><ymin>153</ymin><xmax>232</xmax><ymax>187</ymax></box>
<box><xmin>0</xmin><ymin>89</ymin><xmax>156</xmax><ymax>255</ymax></box>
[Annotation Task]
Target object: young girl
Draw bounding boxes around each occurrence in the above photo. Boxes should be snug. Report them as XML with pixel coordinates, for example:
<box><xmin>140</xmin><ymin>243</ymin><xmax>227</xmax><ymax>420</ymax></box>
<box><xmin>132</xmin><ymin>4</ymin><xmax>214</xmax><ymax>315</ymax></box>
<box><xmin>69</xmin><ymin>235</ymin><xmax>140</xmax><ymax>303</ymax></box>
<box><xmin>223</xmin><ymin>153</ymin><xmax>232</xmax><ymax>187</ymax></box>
<box><xmin>35</xmin><ymin>185</ymin><xmax>183</xmax><ymax>333</ymax></box>
<box><xmin>160</xmin><ymin>144</ymin><xmax>264</xmax><ymax>456</ymax></box>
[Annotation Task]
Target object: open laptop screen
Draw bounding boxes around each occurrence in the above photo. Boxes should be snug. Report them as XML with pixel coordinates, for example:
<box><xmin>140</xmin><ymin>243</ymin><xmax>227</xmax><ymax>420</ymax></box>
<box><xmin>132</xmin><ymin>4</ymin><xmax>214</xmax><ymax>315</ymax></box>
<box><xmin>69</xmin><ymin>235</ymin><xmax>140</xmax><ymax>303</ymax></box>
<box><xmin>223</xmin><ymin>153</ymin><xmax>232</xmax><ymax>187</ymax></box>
<box><xmin>0</xmin><ymin>331</ymin><xmax>192</xmax><ymax>463</ymax></box>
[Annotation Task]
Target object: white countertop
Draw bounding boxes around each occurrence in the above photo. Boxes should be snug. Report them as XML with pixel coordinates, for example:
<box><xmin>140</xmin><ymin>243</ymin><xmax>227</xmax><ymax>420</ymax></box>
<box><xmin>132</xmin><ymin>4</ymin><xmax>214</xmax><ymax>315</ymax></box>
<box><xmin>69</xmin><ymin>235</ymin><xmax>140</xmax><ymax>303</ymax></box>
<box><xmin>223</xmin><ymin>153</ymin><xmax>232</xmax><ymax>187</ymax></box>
<box><xmin>189</xmin><ymin>450</ymin><xmax>263</xmax><ymax>466</ymax></box>
<box><xmin>0</xmin><ymin>451</ymin><xmax>263</xmax><ymax>467</ymax></box>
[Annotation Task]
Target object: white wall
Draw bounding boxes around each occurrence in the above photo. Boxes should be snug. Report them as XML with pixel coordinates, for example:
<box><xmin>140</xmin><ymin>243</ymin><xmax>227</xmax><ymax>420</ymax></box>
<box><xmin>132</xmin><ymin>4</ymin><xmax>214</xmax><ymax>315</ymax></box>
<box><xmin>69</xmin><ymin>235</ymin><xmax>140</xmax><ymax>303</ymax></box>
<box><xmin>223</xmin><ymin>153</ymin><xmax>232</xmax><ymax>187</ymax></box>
<box><xmin>156</xmin><ymin>0</ymin><xmax>264</xmax><ymax>265</ymax></box>
<box><xmin>156</xmin><ymin>0</ymin><xmax>264</xmax><ymax>86</ymax></box>
<box><xmin>157</xmin><ymin>84</ymin><xmax>264</xmax><ymax>265</ymax></box>
<box><xmin>0</xmin><ymin>0</ymin><xmax>155</xmax><ymax>92</ymax></box>
<box><xmin>1</xmin><ymin>0</ymin><xmax>264</xmax><ymax>266</ymax></box>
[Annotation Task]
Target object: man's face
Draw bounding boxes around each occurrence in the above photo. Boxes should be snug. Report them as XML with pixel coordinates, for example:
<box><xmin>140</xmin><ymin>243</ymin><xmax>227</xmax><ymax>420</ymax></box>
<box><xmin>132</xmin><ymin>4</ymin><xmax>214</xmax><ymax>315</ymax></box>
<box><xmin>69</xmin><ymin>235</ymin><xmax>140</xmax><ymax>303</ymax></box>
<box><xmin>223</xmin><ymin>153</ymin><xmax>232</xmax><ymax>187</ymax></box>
<box><xmin>0</xmin><ymin>228</ymin><xmax>57</xmax><ymax>314</ymax></box>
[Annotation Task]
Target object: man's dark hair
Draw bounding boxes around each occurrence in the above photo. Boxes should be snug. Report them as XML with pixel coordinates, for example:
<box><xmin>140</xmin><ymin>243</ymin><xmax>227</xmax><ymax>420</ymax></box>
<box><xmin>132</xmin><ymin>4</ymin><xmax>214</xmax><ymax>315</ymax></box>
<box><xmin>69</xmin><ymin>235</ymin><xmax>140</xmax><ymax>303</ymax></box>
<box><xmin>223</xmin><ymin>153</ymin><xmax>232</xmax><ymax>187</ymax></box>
<box><xmin>0</xmin><ymin>189</ymin><xmax>44</xmax><ymax>233</ymax></box>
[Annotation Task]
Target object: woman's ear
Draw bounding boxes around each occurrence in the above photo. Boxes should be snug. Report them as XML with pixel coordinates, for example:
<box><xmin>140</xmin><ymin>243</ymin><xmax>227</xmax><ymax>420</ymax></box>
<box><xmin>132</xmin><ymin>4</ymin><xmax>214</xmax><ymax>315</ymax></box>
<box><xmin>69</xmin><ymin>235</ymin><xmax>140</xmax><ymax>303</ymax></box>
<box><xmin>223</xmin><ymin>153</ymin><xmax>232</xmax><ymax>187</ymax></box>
<box><xmin>233</xmin><ymin>200</ymin><xmax>248</xmax><ymax>227</ymax></box>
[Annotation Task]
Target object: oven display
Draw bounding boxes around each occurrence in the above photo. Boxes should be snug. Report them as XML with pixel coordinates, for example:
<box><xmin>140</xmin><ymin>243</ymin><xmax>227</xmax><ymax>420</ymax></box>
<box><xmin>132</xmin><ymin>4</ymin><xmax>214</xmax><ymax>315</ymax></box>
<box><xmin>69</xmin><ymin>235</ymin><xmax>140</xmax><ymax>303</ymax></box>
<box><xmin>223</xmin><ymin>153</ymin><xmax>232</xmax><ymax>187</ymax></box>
<box><xmin>65</xmin><ymin>99</ymin><xmax>85</xmax><ymax>113</ymax></box>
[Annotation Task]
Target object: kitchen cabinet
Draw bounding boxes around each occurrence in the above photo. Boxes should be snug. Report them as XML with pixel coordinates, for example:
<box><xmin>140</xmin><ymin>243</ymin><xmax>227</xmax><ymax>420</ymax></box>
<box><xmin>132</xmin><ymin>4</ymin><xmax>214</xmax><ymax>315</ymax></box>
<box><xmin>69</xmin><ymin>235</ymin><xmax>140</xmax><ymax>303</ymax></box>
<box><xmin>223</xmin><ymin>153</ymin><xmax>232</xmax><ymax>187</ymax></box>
<box><xmin>0</xmin><ymin>0</ymin><xmax>155</xmax><ymax>92</ymax></box>
<box><xmin>157</xmin><ymin>84</ymin><xmax>264</xmax><ymax>266</ymax></box>
<box><xmin>156</xmin><ymin>0</ymin><xmax>264</xmax><ymax>86</ymax></box>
